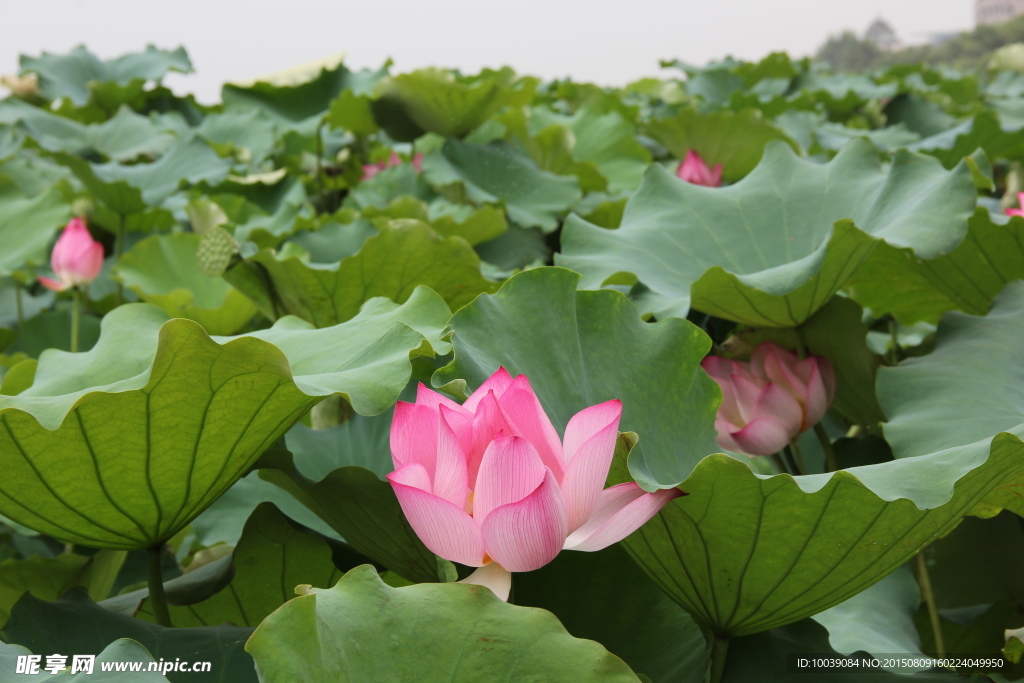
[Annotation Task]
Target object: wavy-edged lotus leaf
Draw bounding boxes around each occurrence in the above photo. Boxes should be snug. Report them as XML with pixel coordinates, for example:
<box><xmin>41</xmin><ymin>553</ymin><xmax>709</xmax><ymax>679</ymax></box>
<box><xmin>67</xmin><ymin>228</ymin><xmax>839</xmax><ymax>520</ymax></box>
<box><xmin>612</xmin><ymin>430</ymin><xmax>1024</xmax><ymax>637</ymax></box>
<box><xmin>20</xmin><ymin>45</ymin><xmax>192</xmax><ymax>105</ymax></box>
<box><xmin>197</xmin><ymin>109</ymin><xmax>278</xmax><ymax>166</ymax></box>
<box><xmin>0</xmin><ymin>553</ymin><xmax>90</xmax><ymax>626</ymax></box>
<box><xmin>0</xmin><ymin>176</ymin><xmax>70</xmax><ymax>279</ymax></box>
<box><xmin>847</xmin><ymin>208</ymin><xmax>1024</xmax><ymax>325</ymax></box>
<box><xmin>361</xmin><ymin>196</ymin><xmax>507</xmax><ymax>246</ymax></box>
<box><xmin>136</xmin><ymin>503</ymin><xmax>342</xmax><ymax>627</ymax></box>
<box><xmin>878</xmin><ymin>280</ymin><xmax>1024</xmax><ymax>462</ymax></box>
<box><xmin>115</xmin><ymin>233</ymin><xmax>256</xmax><ymax>335</ymax></box>
<box><xmin>0</xmin><ymin>289</ymin><xmax>451</xmax><ymax>548</ymax></box>
<box><xmin>433</xmin><ymin>267</ymin><xmax>719</xmax><ymax>490</ymax></box>
<box><xmin>558</xmin><ymin>139</ymin><xmax>976</xmax><ymax>326</ymax></box>
<box><xmin>245</xmin><ymin>564</ymin><xmax>640</xmax><ymax>682</ymax></box>
<box><xmin>1</xmin><ymin>588</ymin><xmax>255</xmax><ymax>683</ymax></box>
<box><xmin>421</xmin><ymin>139</ymin><xmax>580</xmax><ymax>232</ymax></box>
<box><xmin>644</xmin><ymin>107</ymin><xmax>797</xmax><ymax>181</ymax></box>
<box><xmin>910</xmin><ymin>109</ymin><xmax>1024</xmax><ymax>167</ymax></box>
<box><xmin>372</xmin><ymin>67</ymin><xmax>531</xmax><ymax>140</ymax></box>
<box><xmin>233</xmin><ymin>220</ymin><xmax>496</xmax><ymax>327</ymax></box>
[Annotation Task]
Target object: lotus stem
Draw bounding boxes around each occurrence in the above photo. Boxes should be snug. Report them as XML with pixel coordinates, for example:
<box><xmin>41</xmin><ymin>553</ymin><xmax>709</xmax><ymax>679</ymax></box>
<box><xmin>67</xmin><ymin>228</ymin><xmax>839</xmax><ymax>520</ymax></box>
<box><xmin>709</xmin><ymin>635</ymin><xmax>730</xmax><ymax>683</ymax></box>
<box><xmin>916</xmin><ymin>552</ymin><xmax>945</xmax><ymax>657</ymax></box>
<box><xmin>770</xmin><ymin>453</ymin><xmax>790</xmax><ymax>475</ymax></box>
<box><xmin>14</xmin><ymin>281</ymin><xmax>24</xmax><ymax>330</ymax></box>
<box><xmin>147</xmin><ymin>544</ymin><xmax>173</xmax><ymax>628</ymax></box>
<box><xmin>788</xmin><ymin>440</ymin><xmax>806</xmax><ymax>475</ymax></box>
<box><xmin>315</xmin><ymin>120</ymin><xmax>326</xmax><ymax>210</ymax></box>
<box><xmin>115</xmin><ymin>213</ymin><xmax>124</xmax><ymax>306</ymax></box>
<box><xmin>782</xmin><ymin>444</ymin><xmax>802</xmax><ymax>476</ymax></box>
<box><xmin>887</xmin><ymin>318</ymin><xmax>899</xmax><ymax>366</ymax></box>
<box><xmin>814</xmin><ymin>423</ymin><xmax>839</xmax><ymax>472</ymax></box>
<box><xmin>70</xmin><ymin>288</ymin><xmax>80</xmax><ymax>353</ymax></box>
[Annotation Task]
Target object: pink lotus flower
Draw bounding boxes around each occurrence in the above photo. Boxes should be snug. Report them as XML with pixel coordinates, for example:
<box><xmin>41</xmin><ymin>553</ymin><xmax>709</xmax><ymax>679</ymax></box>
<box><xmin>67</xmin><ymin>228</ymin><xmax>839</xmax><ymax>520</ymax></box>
<box><xmin>1007</xmin><ymin>192</ymin><xmax>1024</xmax><ymax>218</ymax></box>
<box><xmin>361</xmin><ymin>152</ymin><xmax>424</xmax><ymax>181</ymax></box>
<box><xmin>38</xmin><ymin>217</ymin><xmax>104</xmax><ymax>292</ymax></box>
<box><xmin>387</xmin><ymin>368</ymin><xmax>682</xmax><ymax>600</ymax></box>
<box><xmin>677</xmin><ymin>149</ymin><xmax>723</xmax><ymax>187</ymax></box>
<box><xmin>701</xmin><ymin>342</ymin><xmax>836</xmax><ymax>457</ymax></box>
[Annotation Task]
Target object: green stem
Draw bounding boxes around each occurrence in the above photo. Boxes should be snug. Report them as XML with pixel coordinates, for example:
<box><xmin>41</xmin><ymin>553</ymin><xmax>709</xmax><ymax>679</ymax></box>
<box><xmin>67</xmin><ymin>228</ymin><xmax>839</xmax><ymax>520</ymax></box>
<box><xmin>115</xmin><ymin>214</ymin><xmax>124</xmax><ymax>306</ymax></box>
<box><xmin>770</xmin><ymin>452</ymin><xmax>790</xmax><ymax>475</ymax></box>
<box><xmin>789</xmin><ymin>439</ymin><xmax>807</xmax><ymax>475</ymax></box>
<box><xmin>14</xmin><ymin>281</ymin><xmax>24</xmax><ymax>330</ymax></box>
<box><xmin>814</xmin><ymin>423</ymin><xmax>839</xmax><ymax>472</ymax></box>
<box><xmin>709</xmin><ymin>636</ymin><xmax>730</xmax><ymax>683</ymax></box>
<box><xmin>70</xmin><ymin>288</ymin><xmax>80</xmax><ymax>353</ymax></box>
<box><xmin>315</xmin><ymin>120</ymin><xmax>326</xmax><ymax>210</ymax></box>
<box><xmin>887</xmin><ymin>318</ymin><xmax>899</xmax><ymax>366</ymax></box>
<box><xmin>782</xmin><ymin>444</ymin><xmax>802</xmax><ymax>476</ymax></box>
<box><xmin>916</xmin><ymin>552</ymin><xmax>944</xmax><ymax>657</ymax></box>
<box><xmin>147</xmin><ymin>544</ymin><xmax>172</xmax><ymax>628</ymax></box>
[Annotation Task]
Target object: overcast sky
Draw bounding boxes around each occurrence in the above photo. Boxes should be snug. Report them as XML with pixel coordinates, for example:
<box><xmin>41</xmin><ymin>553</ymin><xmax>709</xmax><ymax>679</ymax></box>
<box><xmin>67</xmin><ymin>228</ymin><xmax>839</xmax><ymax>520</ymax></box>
<box><xmin>1</xmin><ymin>0</ymin><xmax>974</xmax><ymax>103</ymax></box>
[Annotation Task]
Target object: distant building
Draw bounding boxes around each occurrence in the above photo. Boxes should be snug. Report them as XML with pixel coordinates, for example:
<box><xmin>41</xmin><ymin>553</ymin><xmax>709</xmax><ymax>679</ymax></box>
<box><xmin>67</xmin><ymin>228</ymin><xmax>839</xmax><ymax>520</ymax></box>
<box><xmin>976</xmin><ymin>0</ymin><xmax>1024</xmax><ymax>26</ymax></box>
<box><xmin>865</xmin><ymin>18</ymin><xmax>901</xmax><ymax>52</ymax></box>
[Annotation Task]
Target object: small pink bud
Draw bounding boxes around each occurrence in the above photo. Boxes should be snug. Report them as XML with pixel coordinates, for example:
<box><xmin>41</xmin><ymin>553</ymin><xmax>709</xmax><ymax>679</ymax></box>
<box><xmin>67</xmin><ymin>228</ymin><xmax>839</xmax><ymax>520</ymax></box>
<box><xmin>677</xmin><ymin>149</ymin><xmax>723</xmax><ymax>187</ymax></box>
<box><xmin>38</xmin><ymin>217</ymin><xmax>104</xmax><ymax>292</ymax></box>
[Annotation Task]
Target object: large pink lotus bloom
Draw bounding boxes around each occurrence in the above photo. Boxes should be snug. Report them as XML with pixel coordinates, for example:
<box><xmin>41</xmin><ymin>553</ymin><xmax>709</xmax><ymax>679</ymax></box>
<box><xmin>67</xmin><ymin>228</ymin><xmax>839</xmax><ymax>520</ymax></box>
<box><xmin>1007</xmin><ymin>192</ymin><xmax>1024</xmax><ymax>218</ymax></box>
<box><xmin>361</xmin><ymin>152</ymin><xmax>424</xmax><ymax>181</ymax></box>
<box><xmin>387</xmin><ymin>367</ymin><xmax>682</xmax><ymax>600</ymax></box>
<box><xmin>38</xmin><ymin>217</ymin><xmax>104</xmax><ymax>292</ymax></box>
<box><xmin>701</xmin><ymin>342</ymin><xmax>836</xmax><ymax>457</ymax></box>
<box><xmin>677</xmin><ymin>149</ymin><xmax>723</xmax><ymax>187</ymax></box>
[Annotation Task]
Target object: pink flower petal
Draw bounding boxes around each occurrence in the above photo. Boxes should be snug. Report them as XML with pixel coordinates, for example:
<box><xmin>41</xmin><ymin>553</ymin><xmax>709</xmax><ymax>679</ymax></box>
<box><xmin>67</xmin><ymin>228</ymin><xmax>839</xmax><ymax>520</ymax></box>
<box><xmin>797</xmin><ymin>360</ymin><xmax>831</xmax><ymax>429</ymax></box>
<box><xmin>563</xmin><ymin>482</ymin><xmax>682</xmax><ymax>552</ymax></box>
<box><xmin>458</xmin><ymin>563</ymin><xmax>512</xmax><ymax>601</ymax></box>
<box><xmin>440</xmin><ymin>404</ymin><xmax>475</xmax><ymax>462</ymax></box>
<box><xmin>731</xmin><ymin>371</ymin><xmax>766</xmax><ymax>424</ymax></box>
<box><xmin>388</xmin><ymin>467</ymin><xmax>486</xmax><ymax>567</ymax></box>
<box><xmin>730</xmin><ymin>417</ymin><xmax>793</xmax><ymax>456</ymax></box>
<box><xmin>433</xmin><ymin>416</ymin><xmax>469</xmax><ymax>508</ymax></box>
<box><xmin>761</xmin><ymin>348</ymin><xmax>807</xmax><ymax>400</ymax></box>
<box><xmin>709</xmin><ymin>164</ymin><xmax>723</xmax><ymax>187</ymax></box>
<box><xmin>481</xmin><ymin>469</ymin><xmax>568</xmax><ymax>572</ymax></box>
<box><xmin>416</xmin><ymin>383</ymin><xmax>471</xmax><ymax>419</ymax></box>
<box><xmin>390</xmin><ymin>402</ymin><xmax>438</xmax><ymax>475</ymax></box>
<box><xmin>753</xmin><ymin>383</ymin><xmax>803</xmax><ymax>434</ymax></box>
<box><xmin>463</xmin><ymin>367</ymin><xmax>514</xmax><ymax>412</ymax></box>
<box><xmin>496</xmin><ymin>375</ymin><xmax>564</xmax><ymax>480</ymax></box>
<box><xmin>701</xmin><ymin>355</ymin><xmax>738</xmax><ymax>381</ymax></box>
<box><xmin>469</xmin><ymin>391</ymin><xmax>514</xmax><ymax>484</ymax></box>
<box><xmin>714</xmin><ymin>416</ymin><xmax>743</xmax><ymax>452</ymax></box>
<box><xmin>389</xmin><ymin>463</ymin><xmax>432</xmax><ymax>492</ymax></box>
<box><xmin>560</xmin><ymin>400</ymin><xmax>622</xmax><ymax>532</ymax></box>
<box><xmin>473</xmin><ymin>435</ymin><xmax>546</xmax><ymax>522</ymax></box>
<box><xmin>37</xmin><ymin>275</ymin><xmax>68</xmax><ymax>292</ymax></box>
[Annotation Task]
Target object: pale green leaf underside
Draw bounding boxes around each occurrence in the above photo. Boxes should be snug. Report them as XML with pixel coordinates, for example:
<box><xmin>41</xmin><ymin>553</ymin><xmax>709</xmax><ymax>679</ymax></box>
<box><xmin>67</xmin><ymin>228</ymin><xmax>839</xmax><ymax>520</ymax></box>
<box><xmin>558</xmin><ymin>139</ymin><xmax>976</xmax><ymax>326</ymax></box>
<box><xmin>245</xmin><ymin>565</ymin><xmax>640</xmax><ymax>682</ymax></box>
<box><xmin>0</xmin><ymin>290</ymin><xmax>450</xmax><ymax>548</ymax></box>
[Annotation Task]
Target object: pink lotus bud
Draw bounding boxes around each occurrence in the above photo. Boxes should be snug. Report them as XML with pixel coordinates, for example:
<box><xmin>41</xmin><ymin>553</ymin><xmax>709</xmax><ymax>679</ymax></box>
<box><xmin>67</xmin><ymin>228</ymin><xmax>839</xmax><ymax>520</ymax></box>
<box><xmin>677</xmin><ymin>149</ymin><xmax>723</xmax><ymax>187</ymax></box>
<box><xmin>387</xmin><ymin>368</ymin><xmax>682</xmax><ymax>599</ymax></box>
<box><xmin>701</xmin><ymin>342</ymin><xmax>835</xmax><ymax>457</ymax></box>
<box><xmin>38</xmin><ymin>217</ymin><xmax>104</xmax><ymax>292</ymax></box>
<box><xmin>1006</xmin><ymin>192</ymin><xmax>1024</xmax><ymax>218</ymax></box>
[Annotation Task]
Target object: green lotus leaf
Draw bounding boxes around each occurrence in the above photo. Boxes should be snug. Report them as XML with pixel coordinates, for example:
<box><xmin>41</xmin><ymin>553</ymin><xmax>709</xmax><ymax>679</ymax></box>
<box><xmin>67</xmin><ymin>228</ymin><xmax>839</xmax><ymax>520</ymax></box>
<box><xmin>910</xmin><ymin>110</ymin><xmax>1024</xmax><ymax>167</ymax></box>
<box><xmin>0</xmin><ymin>638</ymin><xmax>172</xmax><ymax>682</ymax></box>
<box><xmin>372</xmin><ymin>68</ymin><xmax>531</xmax><ymax>140</ymax></box>
<box><xmin>20</xmin><ymin>45</ymin><xmax>192</xmax><ymax>105</ymax></box>
<box><xmin>115</xmin><ymin>233</ymin><xmax>256</xmax><ymax>335</ymax></box>
<box><xmin>6</xmin><ymin>101</ymin><xmax>177</xmax><ymax>163</ymax></box>
<box><xmin>222</xmin><ymin>60</ymin><xmax>385</xmax><ymax>134</ymax></box>
<box><xmin>204</xmin><ymin>175</ymin><xmax>311</xmax><ymax>249</ymax></box>
<box><xmin>0</xmin><ymin>289</ymin><xmax>451</xmax><ymax>548</ymax></box>
<box><xmin>325</xmin><ymin>88</ymin><xmax>379</xmax><ymax>135</ymax></box>
<box><xmin>644</xmin><ymin>107</ymin><xmax>797</xmax><ymax>181</ymax></box>
<box><xmin>233</xmin><ymin>220</ymin><xmax>496</xmax><ymax>327</ymax></box>
<box><xmin>876</xmin><ymin>282</ymin><xmax>1024</xmax><ymax>521</ymax></box>
<box><xmin>9</xmin><ymin>309</ymin><xmax>101</xmax><ymax>357</ymax></box>
<box><xmin>847</xmin><ymin>208</ymin><xmax>1024</xmax><ymax>325</ymax></box>
<box><xmin>361</xmin><ymin>196</ymin><xmax>507</xmax><ymax>246</ymax></box>
<box><xmin>421</xmin><ymin>139</ymin><xmax>580</xmax><ymax>232</ymax></box>
<box><xmin>245</xmin><ymin>564</ymin><xmax>640</xmax><ymax>682</ymax></box>
<box><xmin>99</xmin><ymin>553</ymin><xmax>234</xmax><ymax>617</ymax></box>
<box><xmin>0</xmin><ymin>553</ymin><xmax>89</xmax><ymax>626</ymax></box>
<box><xmin>559</xmin><ymin>139</ymin><xmax>976</xmax><ymax>326</ymax></box>
<box><xmin>433</xmin><ymin>267</ymin><xmax>719</xmax><ymax>490</ymax></box>
<box><xmin>196</xmin><ymin>109</ymin><xmax>278</xmax><ymax>166</ymax></box>
<box><xmin>0</xmin><ymin>176</ymin><xmax>70</xmax><ymax>279</ymax></box>
<box><xmin>1</xmin><ymin>588</ymin><xmax>255</xmax><ymax>683</ymax></box>
<box><xmin>515</xmin><ymin>531</ymin><xmax>706</xmax><ymax>683</ymax></box>
<box><xmin>612</xmin><ymin>430</ymin><xmax>1024</xmax><ymax>638</ymax></box>
<box><xmin>136</xmin><ymin>503</ymin><xmax>343</xmax><ymax>627</ymax></box>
